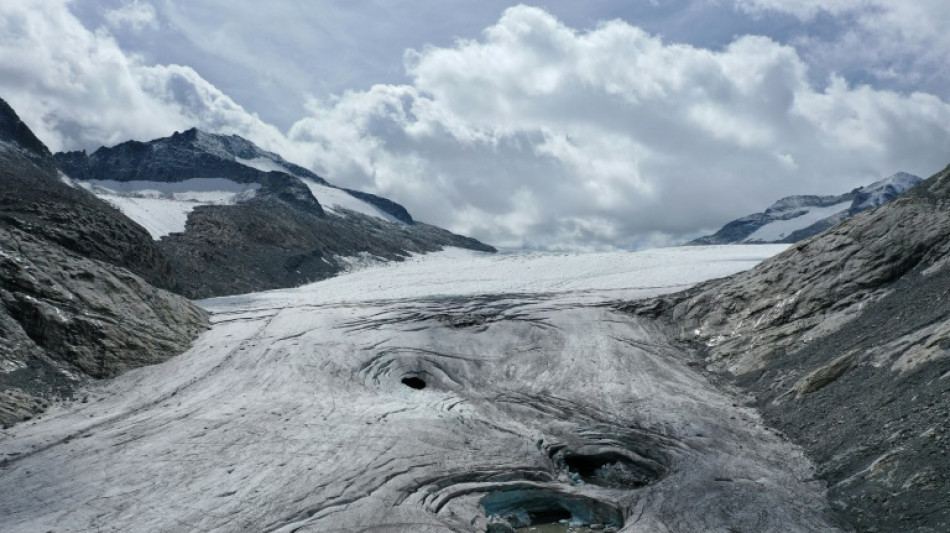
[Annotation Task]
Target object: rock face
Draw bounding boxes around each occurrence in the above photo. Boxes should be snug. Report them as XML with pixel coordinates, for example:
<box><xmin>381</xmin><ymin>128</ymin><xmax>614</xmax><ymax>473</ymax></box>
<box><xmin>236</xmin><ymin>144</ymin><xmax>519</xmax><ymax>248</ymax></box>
<box><xmin>55</xmin><ymin>129</ymin><xmax>495</xmax><ymax>298</ymax></box>
<box><xmin>628</xmin><ymin>165</ymin><xmax>950</xmax><ymax>532</ymax></box>
<box><xmin>690</xmin><ymin>172</ymin><xmax>921</xmax><ymax>245</ymax></box>
<box><xmin>0</xmin><ymin>102</ymin><xmax>177</xmax><ymax>291</ymax></box>
<box><xmin>0</xmin><ymin>99</ymin><xmax>208</xmax><ymax>427</ymax></box>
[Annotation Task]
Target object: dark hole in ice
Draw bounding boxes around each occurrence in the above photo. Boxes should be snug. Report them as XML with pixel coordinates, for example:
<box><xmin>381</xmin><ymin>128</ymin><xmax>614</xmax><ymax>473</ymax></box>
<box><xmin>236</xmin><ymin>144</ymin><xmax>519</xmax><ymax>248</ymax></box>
<box><xmin>401</xmin><ymin>376</ymin><xmax>426</xmax><ymax>390</ymax></box>
<box><xmin>528</xmin><ymin>507</ymin><xmax>572</xmax><ymax>524</ymax></box>
<box><xmin>563</xmin><ymin>451</ymin><xmax>660</xmax><ymax>489</ymax></box>
<box><xmin>481</xmin><ymin>487</ymin><xmax>623</xmax><ymax>530</ymax></box>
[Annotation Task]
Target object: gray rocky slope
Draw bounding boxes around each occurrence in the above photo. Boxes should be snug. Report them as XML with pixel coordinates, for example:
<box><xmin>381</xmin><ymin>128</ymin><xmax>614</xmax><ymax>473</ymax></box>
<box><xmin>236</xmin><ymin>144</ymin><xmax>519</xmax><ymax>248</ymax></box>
<box><xmin>56</xmin><ymin>129</ymin><xmax>496</xmax><ymax>299</ymax></box>
<box><xmin>625</xmin><ymin>165</ymin><xmax>950</xmax><ymax>532</ymax></box>
<box><xmin>0</xmin><ymin>98</ymin><xmax>208</xmax><ymax>427</ymax></box>
<box><xmin>690</xmin><ymin>172</ymin><xmax>921</xmax><ymax>245</ymax></box>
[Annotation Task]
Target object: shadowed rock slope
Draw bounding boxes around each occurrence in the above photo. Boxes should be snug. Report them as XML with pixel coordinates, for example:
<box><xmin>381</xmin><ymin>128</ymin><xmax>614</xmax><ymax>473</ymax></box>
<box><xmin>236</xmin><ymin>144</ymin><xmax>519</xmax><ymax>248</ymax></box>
<box><xmin>0</xmin><ymin>98</ymin><xmax>208</xmax><ymax>427</ymax></box>
<box><xmin>159</xmin><ymin>202</ymin><xmax>494</xmax><ymax>298</ymax></box>
<box><xmin>625</xmin><ymin>165</ymin><xmax>950</xmax><ymax>532</ymax></box>
<box><xmin>56</xmin><ymin>129</ymin><xmax>495</xmax><ymax>298</ymax></box>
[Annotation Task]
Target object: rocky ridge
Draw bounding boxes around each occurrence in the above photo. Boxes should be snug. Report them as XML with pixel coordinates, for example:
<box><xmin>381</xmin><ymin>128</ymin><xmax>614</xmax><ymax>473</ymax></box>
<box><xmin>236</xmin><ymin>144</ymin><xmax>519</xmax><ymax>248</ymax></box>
<box><xmin>626</xmin><ymin>165</ymin><xmax>950</xmax><ymax>532</ymax></box>
<box><xmin>691</xmin><ymin>172</ymin><xmax>922</xmax><ymax>245</ymax></box>
<box><xmin>56</xmin><ymin>129</ymin><xmax>495</xmax><ymax>298</ymax></box>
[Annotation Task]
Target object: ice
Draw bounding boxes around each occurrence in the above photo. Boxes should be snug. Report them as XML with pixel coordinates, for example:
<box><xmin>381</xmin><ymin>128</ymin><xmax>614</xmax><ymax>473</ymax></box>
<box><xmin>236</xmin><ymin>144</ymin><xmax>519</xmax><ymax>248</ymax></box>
<box><xmin>202</xmin><ymin>245</ymin><xmax>790</xmax><ymax>310</ymax></box>
<box><xmin>744</xmin><ymin>201</ymin><xmax>851</xmax><ymax>242</ymax></box>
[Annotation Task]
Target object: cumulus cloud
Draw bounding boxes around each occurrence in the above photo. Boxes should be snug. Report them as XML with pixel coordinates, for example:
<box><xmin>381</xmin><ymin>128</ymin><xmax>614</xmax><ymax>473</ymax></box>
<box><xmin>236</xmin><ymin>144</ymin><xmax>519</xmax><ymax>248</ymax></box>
<box><xmin>3</xmin><ymin>3</ymin><xmax>950</xmax><ymax>250</ymax></box>
<box><xmin>0</xmin><ymin>0</ymin><xmax>283</xmax><ymax>153</ymax></box>
<box><xmin>285</xmin><ymin>6</ymin><xmax>950</xmax><ymax>248</ymax></box>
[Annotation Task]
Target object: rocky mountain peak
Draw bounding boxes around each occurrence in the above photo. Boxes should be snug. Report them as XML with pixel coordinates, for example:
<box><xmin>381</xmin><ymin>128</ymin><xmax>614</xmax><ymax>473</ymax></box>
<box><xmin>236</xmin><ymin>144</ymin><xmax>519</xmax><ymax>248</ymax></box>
<box><xmin>850</xmin><ymin>171</ymin><xmax>922</xmax><ymax>212</ymax></box>
<box><xmin>691</xmin><ymin>171</ymin><xmax>922</xmax><ymax>245</ymax></box>
<box><xmin>0</xmin><ymin>98</ymin><xmax>56</xmax><ymax>173</ymax></box>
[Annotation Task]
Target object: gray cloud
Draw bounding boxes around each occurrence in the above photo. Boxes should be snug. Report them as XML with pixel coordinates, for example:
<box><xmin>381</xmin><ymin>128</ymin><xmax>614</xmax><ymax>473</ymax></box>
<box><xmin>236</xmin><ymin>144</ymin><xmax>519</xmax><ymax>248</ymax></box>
<box><xmin>735</xmin><ymin>0</ymin><xmax>950</xmax><ymax>100</ymax></box>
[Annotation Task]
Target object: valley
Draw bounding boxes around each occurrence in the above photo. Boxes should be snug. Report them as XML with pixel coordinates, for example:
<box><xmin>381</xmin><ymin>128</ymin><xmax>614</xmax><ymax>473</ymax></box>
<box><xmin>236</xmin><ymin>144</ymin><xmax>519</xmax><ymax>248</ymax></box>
<box><xmin>0</xmin><ymin>246</ymin><xmax>839</xmax><ymax>532</ymax></box>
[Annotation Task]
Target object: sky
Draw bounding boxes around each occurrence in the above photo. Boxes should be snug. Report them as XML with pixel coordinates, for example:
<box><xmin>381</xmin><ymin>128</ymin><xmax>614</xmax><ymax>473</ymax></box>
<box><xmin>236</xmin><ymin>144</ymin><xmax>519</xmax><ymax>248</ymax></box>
<box><xmin>2</xmin><ymin>1</ymin><xmax>950</xmax><ymax>250</ymax></box>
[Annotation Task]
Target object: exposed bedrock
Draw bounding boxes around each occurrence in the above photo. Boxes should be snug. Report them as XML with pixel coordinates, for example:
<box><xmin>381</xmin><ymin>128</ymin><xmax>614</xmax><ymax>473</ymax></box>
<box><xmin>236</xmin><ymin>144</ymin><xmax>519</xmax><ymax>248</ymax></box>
<box><xmin>623</xmin><ymin>165</ymin><xmax>950</xmax><ymax>532</ymax></box>
<box><xmin>0</xmin><ymin>98</ymin><xmax>208</xmax><ymax>427</ymax></box>
<box><xmin>0</xmin><ymin>225</ymin><xmax>208</xmax><ymax>427</ymax></box>
<box><xmin>0</xmin><ymin>297</ymin><xmax>835</xmax><ymax>532</ymax></box>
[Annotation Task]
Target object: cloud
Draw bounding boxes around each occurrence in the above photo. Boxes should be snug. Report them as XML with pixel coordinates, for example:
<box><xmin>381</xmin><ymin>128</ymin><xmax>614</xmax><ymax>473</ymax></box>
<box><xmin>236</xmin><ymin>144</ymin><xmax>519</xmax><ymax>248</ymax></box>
<box><xmin>286</xmin><ymin>6</ymin><xmax>950</xmax><ymax>248</ymax></box>
<box><xmin>0</xmin><ymin>0</ymin><xmax>283</xmax><ymax>153</ymax></box>
<box><xmin>734</xmin><ymin>1</ymin><xmax>950</xmax><ymax>97</ymax></box>
<box><xmin>104</xmin><ymin>0</ymin><xmax>158</xmax><ymax>31</ymax></box>
<box><xmin>3</xmin><ymin>3</ymin><xmax>950</xmax><ymax>250</ymax></box>
<box><xmin>734</xmin><ymin>0</ymin><xmax>869</xmax><ymax>19</ymax></box>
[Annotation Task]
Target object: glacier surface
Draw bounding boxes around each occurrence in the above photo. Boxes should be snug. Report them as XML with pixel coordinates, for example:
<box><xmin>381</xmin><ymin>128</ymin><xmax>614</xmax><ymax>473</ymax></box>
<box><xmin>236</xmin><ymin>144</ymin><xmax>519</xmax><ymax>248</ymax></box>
<box><xmin>0</xmin><ymin>245</ymin><xmax>838</xmax><ymax>532</ymax></box>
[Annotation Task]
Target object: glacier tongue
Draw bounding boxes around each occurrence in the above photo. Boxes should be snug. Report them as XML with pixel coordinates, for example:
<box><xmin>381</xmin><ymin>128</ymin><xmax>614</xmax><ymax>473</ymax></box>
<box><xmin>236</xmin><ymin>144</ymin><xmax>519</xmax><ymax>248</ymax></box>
<box><xmin>0</xmin><ymin>246</ymin><xmax>836</xmax><ymax>532</ymax></box>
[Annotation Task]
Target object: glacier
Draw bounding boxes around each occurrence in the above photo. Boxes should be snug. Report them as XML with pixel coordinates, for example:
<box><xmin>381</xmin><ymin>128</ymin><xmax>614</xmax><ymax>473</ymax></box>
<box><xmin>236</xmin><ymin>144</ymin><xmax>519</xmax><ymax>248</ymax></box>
<box><xmin>0</xmin><ymin>245</ymin><xmax>839</xmax><ymax>532</ymax></box>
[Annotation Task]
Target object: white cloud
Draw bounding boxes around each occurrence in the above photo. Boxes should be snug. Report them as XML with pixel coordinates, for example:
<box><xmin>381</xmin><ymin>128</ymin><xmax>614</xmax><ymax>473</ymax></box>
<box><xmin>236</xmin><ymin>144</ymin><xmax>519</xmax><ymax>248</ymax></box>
<box><xmin>286</xmin><ymin>6</ymin><xmax>950</xmax><ymax>248</ymax></box>
<box><xmin>735</xmin><ymin>1</ymin><xmax>950</xmax><ymax>95</ymax></box>
<box><xmin>3</xmin><ymin>3</ymin><xmax>950</xmax><ymax>250</ymax></box>
<box><xmin>0</xmin><ymin>0</ymin><xmax>285</xmax><ymax>154</ymax></box>
<box><xmin>104</xmin><ymin>0</ymin><xmax>158</xmax><ymax>31</ymax></box>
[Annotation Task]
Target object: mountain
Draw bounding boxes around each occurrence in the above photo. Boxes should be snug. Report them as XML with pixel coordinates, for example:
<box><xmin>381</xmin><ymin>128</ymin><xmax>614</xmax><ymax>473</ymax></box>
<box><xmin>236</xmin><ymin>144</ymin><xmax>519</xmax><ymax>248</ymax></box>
<box><xmin>625</xmin><ymin>165</ymin><xmax>950</xmax><ymax>532</ymax></box>
<box><xmin>690</xmin><ymin>172</ymin><xmax>922</xmax><ymax>245</ymax></box>
<box><xmin>55</xmin><ymin>129</ymin><xmax>495</xmax><ymax>298</ymax></box>
<box><xmin>0</xmin><ymin>98</ymin><xmax>208</xmax><ymax>427</ymax></box>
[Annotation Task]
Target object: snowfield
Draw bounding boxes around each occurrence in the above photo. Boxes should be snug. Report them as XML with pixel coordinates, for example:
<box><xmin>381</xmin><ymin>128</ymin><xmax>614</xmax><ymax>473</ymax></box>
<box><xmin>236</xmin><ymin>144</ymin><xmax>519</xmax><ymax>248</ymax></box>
<box><xmin>204</xmin><ymin>245</ymin><xmax>791</xmax><ymax>310</ymax></box>
<box><xmin>73</xmin><ymin>173</ymin><xmax>406</xmax><ymax>239</ymax></box>
<box><xmin>744</xmin><ymin>201</ymin><xmax>850</xmax><ymax>242</ymax></box>
<box><xmin>75</xmin><ymin>178</ymin><xmax>260</xmax><ymax>239</ymax></box>
<box><xmin>300</xmin><ymin>179</ymin><xmax>404</xmax><ymax>223</ymax></box>
<box><xmin>0</xmin><ymin>245</ymin><xmax>837</xmax><ymax>532</ymax></box>
<box><xmin>234</xmin><ymin>151</ymin><xmax>405</xmax><ymax>223</ymax></box>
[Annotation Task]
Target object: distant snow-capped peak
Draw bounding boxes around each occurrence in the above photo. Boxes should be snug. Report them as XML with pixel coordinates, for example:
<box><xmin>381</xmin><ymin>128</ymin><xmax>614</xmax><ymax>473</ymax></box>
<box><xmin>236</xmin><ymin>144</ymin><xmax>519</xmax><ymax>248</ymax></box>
<box><xmin>691</xmin><ymin>171</ymin><xmax>922</xmax><ymax>245</ymax></box>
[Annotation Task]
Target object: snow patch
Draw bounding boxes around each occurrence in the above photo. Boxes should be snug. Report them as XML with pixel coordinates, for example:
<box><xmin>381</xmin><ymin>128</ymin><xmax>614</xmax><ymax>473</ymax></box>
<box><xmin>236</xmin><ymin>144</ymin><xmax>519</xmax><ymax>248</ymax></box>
<box><xmin>234</xmin><ymin>156</ymin><xmax>289</xmax><ymax>174</ymax></box>
<box><xmin>744</xmin><ymin>202</ymin><xmax>851</xmax><ymax>242</ymax></box>
<box><xmin>78</xmin><ymin>178</ymin><xmax>260</xmax><ymax>239</ymax></box>
<box><xmin>300</xmin><ymin>179</ymin><xmax>402</xmax><ymax>223</ymax></box>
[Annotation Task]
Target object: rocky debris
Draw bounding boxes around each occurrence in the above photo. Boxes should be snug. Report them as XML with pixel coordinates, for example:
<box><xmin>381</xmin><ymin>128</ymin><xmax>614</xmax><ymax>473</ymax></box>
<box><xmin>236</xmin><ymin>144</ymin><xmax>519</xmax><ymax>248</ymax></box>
<box><xmin>0</xmin><ymin>98</ymin><xmax>208</xmax><ymax>428</ymax></box>
<box><xmin>690</xmin><ymin>172</ymin><xmax>922</xmax><ymax>245</ymax></box>
<box><xmin>626</xmin><ymin>165</ymin><xmax>950</xmax><ymax>532</ymax></box>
